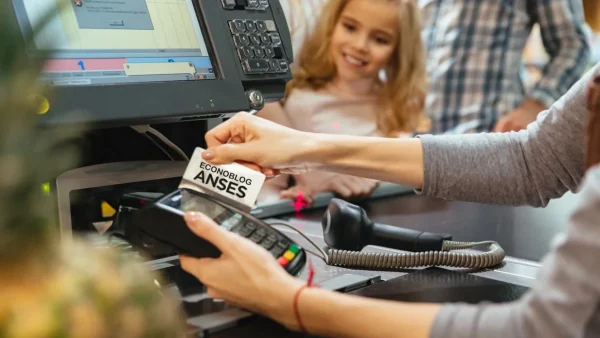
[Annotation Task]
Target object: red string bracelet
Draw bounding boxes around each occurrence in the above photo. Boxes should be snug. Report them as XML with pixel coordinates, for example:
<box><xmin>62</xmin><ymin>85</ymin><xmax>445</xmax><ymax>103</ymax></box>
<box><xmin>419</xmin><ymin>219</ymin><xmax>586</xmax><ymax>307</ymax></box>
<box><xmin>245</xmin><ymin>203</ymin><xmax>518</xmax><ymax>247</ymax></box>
<box><xmin>293</xmin><ymin>259</ymin><xmax>318</xmax><ymax>332</ymax></box>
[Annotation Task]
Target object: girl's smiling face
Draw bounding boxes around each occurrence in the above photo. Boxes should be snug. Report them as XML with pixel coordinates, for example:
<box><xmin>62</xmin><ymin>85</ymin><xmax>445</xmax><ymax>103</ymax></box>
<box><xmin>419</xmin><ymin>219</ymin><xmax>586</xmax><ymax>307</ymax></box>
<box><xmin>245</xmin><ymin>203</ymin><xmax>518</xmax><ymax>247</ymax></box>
<box><xmin>329</xmin><ymin>0</ymin><xmax>399</xmax><ymax>82</ymax></box>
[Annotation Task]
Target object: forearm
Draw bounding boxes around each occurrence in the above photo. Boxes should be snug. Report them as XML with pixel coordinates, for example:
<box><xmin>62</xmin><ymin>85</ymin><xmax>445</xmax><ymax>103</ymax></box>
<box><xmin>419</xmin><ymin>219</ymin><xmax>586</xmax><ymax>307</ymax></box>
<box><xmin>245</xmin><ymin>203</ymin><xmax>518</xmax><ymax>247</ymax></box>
<box><xmin>417</xmin><ymin>131</ymin><xmax>559</xmax><ymax>207</ymax></box>
<box><xmin>294</xmin><ymin>63</ymin><xmax>592</xmax><ymax>205</ymax></box>
<box><xmin>432</xmin><ymin>168</ymin><xmax>600</xmax><ymax>338</ymax></box>
<box><xmin>416</xmin><ymin>62</ymin><xmax>594</xmax><ymax>207</ymax></box>
<box><xmin>302</xmin><ymin>134</ymin><xmax>425</xmax><ymax>189</ymax></box>
<box><xmin>275</xmin><ymin>286</ymin><xmax>439</xmax><ymax>338</ymax></box>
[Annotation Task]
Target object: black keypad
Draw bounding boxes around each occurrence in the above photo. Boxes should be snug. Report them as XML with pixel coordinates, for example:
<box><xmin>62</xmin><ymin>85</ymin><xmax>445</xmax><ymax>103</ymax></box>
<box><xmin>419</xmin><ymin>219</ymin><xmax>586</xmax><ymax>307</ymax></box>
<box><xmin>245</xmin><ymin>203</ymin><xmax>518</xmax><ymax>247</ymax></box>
<box><xmin>235</xmin><ymin>0</ymin><xmax>248</xmax><ymax>6</ymax></box>
<box><xmin>250</xmin><ymin>34</ymin><xmax>262</xmax><ymax>46</ymax></box>
<box><xmin>238</xmin><ymin>226</ymin><xmax>252</xmax><ymax>237</ymax></box>
<box><xmin>261</xmin><ymin>234</ymin><xmax>277</xmax><ymax>250</ymax></box>
<box><xmin>237</xmin><ymin>47</ymin><xmax>249</xmax><ymax>60</ymax></box>
<box><xmin>245</xmin><ymin>21</ymin><xmax>257</xmax><ymax>33</ymax></box>
<box><xmin>270</xmin><ymin>246</ymin><xmax>286</xmax><ymax>258</ymax></box>
<box><xmin>260</xmin><ymin>33</ymin><xmax>271</xmax><ymax>45</ymax></box>
<box><xmin>234</xmin><ymin>34</ymin><xmax>250</xmax><ymax>47</ymax></box>
<box><xmin>242</xmin><ymin>45</ymin><xmax>254</xmax><ymax>58</ymax></box>
<box><xmin>263</xmin><ymin>46</ymin><xmax>275</xmax><ymax>58</ymax></box>
<box><xmin>269</xmin><ymin>33</ymin><xmax>281</xmax><ymax>45</ymax></box>
<box><xmin>276</xmin><ymin>239</ymin><xmax>289</xmax><ymax>250</ymax></box>
<box><xmin>278</xmin><ymin>59</ymin><xmax>289</xmax><ymax>72</ymax></box>
<box><xmin>256</xmin><ymin>20</ymin><xmax>267</xmax><ymax>32</ymax></box>
<box><xmin>252</xmin><ymin>46</ymin><xmax>265</xmax><ymax>59</ymax></box>
<box><xmin>242</xmin><ymin>59</ymin><xmax>270</xmax><ymax>74</ymax></box>
<box><xmin>239</xmin><ymin>222</ymin><xmax>256</xmax><ymax>237</ymax></box>
<box><xmin>245</xmin><ymin>222</ymin><xmax>257</xmax><ymax>231</ymax></box>
<box><xmin>229</xmin><ymin>20</ymin><xmax>246</xmax><ymax>33</ymax></box>
<box><xmin>234</xmin><ymin>20</ymin><xmax>246</xmax><ymax>32</ymax></box>
<box><xmin>269</xmin><ymin>59</ymin><xmax>280</xmax><ymax>72</ymax></box>
<box><xmin>250</xmin><ymin>228</ymin><xmax>267</xmax><ymax>243</ymax></box>
<box><xmin>229</xmin><ymin>19</ymin><xmax>286</xmax><ymax>75</ymax></box>
<box><xmin>228</xmin><ymin>21</ymin><xmax>239</xmax><ymax>33</ymax></box>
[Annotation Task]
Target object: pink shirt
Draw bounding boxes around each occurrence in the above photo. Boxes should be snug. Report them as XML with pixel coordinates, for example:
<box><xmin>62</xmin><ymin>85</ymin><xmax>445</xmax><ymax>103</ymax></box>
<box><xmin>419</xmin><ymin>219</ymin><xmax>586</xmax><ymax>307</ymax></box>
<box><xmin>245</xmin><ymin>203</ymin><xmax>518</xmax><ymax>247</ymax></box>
<box><xmin>282</xmin><ymin>88</ymin><xmax>383</xmax><ymax>137</ymax></box>
<box><xmin>256</xmin><ymin>88</ymin><xmax>384</xmax><ymax>202</ymax></box>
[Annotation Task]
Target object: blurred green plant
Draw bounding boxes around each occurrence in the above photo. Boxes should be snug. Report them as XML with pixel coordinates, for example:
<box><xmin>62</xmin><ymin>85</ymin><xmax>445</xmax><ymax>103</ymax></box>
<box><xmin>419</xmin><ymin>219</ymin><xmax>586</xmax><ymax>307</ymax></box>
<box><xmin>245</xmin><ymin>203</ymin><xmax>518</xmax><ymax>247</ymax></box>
<box><xmin>0</xmin><ymin>2</ymin><xmax>185</xmax><ymax>337</ymax></box>
<box><xmin>0</xmin><ymin>0</ymin><xmax>81</xmax><ymax>266</ymax></box>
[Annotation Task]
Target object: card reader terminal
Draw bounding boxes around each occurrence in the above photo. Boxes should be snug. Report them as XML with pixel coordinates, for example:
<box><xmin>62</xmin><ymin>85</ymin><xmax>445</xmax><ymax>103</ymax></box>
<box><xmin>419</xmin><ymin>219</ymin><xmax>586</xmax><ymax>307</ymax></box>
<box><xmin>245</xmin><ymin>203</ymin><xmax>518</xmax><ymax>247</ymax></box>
<box><xmin>132</xmin><ymin>188</ymin><xmax>306</xmax><ymax>276</ymax></box>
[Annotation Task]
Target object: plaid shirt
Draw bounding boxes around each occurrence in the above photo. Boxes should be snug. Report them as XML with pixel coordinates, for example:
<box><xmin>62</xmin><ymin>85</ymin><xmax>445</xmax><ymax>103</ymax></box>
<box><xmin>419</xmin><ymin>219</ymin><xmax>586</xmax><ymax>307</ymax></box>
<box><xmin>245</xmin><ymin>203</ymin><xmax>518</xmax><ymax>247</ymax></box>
<box><xmin>420</xmin><ymin>0</ymin><xmax>591</xmax><ymax>134</ymax></box>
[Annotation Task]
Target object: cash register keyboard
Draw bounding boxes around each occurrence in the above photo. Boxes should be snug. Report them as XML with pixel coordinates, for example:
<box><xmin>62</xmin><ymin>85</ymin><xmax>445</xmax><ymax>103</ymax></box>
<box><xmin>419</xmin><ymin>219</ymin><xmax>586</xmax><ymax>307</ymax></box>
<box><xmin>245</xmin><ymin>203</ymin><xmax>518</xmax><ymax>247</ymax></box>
<box><xmin>221</xmin><ymin>0</ymin><xmax>290</xmax><ymax>75</ymax></box>
<box><xmin>228</xmin><ymin>18</ymin><xmax>289</xmax><ymax>75</ymax></box>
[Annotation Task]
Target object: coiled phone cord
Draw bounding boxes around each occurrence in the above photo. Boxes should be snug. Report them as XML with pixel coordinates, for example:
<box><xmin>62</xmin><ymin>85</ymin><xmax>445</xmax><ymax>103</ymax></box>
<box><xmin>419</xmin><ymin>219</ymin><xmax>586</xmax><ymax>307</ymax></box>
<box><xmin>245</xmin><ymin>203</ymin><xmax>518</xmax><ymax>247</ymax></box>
<box><xmin>325</xmin><ymin>241</ymin><xmax>505</xmax><ymax>270</ymax></box>
<box><xmin>269</xmin><ymin>222</ymin><xmax>505</xmax><ymax>270</ymax></box>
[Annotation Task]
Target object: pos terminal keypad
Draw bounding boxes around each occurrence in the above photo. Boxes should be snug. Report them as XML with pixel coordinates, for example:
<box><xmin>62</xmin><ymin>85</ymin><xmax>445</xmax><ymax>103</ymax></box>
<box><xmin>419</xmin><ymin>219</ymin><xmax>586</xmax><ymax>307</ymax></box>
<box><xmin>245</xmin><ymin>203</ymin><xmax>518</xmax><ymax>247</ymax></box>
<box><xmin>132</xmin><ymin>189</ymin><xmax>306</xmax><ymax>276</ymax></box>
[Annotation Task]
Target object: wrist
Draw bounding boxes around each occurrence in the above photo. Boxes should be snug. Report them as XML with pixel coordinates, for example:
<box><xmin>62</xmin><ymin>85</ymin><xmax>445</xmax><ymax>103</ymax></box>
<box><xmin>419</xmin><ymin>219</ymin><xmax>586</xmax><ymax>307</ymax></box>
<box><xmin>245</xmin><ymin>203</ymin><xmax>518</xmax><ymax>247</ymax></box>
<box><xmin>294</xmin><ymin>131</ymin><xmax>326</xmax><ymax>167</ymax></box>
<box><xmin>267</xmin><ymin>278</ymin><xmax>306</xmax><ymax>329</ymax></box>
<box><xmin>301</xmin><ymin>133</ymin><xmax>354</xmax><ymax>169</ymax></box>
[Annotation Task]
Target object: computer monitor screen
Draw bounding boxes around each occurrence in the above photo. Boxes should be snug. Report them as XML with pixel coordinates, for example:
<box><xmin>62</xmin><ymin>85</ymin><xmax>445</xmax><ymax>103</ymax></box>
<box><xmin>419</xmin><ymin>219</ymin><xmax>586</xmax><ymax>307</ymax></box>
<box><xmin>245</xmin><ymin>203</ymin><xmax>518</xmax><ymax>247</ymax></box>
<box><xmin>12</xmin><ymin>0</ymin><xmax>216</xmax><ymax>87</ymax></box>
<box><xmin>8</xmin><ymin>0</ymin><xmax>293</xmax><ymax>127</ymax></box>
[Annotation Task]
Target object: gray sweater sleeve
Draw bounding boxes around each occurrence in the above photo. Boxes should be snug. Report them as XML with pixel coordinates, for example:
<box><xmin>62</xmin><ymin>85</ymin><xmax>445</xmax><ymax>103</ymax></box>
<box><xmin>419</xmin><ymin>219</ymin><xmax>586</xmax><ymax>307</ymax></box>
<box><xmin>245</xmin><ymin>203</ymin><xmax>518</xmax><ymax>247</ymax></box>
<box><xmin>430</xmin><ymin>166</ymin><xmax>600</xmax><ymax>338</ymax></box>
<box><xmin>418</xmin><ymin>63</ymin><xmax>600</xmax><ymax>207</ymax></box>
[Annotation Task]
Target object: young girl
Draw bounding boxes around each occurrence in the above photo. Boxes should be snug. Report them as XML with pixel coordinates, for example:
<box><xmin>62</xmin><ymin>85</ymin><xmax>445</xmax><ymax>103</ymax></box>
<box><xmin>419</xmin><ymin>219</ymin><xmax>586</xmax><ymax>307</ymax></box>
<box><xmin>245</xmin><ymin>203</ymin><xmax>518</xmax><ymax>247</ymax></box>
<box><xmin>257</xmin><ymin>0</ymin><xmax>428</xmax><ymax>203</ymax></box>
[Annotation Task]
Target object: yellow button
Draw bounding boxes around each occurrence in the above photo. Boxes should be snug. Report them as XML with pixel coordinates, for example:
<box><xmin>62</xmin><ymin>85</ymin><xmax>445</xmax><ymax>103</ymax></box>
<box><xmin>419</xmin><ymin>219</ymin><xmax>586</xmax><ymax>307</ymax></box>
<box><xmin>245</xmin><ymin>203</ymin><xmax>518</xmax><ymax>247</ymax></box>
<box><xmin>283</xmin><ymin>250</ymin><xmax>295</xmax><ymax>261</ymax></box>
<box><xmin>37</xmin><ymin>96</ymin><xmax>50</xmax><ymax>115</ymax></box>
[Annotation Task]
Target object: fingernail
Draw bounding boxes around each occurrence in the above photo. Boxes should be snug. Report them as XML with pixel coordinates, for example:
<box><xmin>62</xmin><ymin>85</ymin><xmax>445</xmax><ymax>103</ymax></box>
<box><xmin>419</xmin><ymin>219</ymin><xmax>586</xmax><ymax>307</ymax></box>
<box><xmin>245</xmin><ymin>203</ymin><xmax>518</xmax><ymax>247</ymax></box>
<box><xmin>185</xmin><ymin>212</ymin><xmax>203</xmax><ymax>224</ymax></box>
<box><xmin>202</xmin><ymin>150</ymin><xmax>215</xmax><ymax>160</ymax></box>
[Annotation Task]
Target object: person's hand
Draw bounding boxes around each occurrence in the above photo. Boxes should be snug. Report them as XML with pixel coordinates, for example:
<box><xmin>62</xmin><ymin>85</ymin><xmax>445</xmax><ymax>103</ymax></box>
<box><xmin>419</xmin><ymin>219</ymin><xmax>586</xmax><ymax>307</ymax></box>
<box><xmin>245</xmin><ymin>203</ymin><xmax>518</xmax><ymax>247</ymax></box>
<box><xmin>279</xmin><ymin>184</ymin><xmax>317</xmax><ymax>204</ymax></box>
<box><xmin>493</xmin><ymin>99</ymin><xmax>547</xmax><ymax>133</ymax></box>
<box><xmin>201</xmin><ymin>112</ymin><xmax>318</xmax><ymax>177</ymax></box>
<box><xmin>326</xmin><ymin>175</ymin><xmax>379</xmax><ymax>199</ymax></box>
<box><xmin>280</xmin><ymin>173</ymin><xmax>379</xmax><ymax>203</ymax></box>
<box><xmin>179</xmin><ymin>212</ymin><xmax>304</xmax><ymax>328</ymax></box>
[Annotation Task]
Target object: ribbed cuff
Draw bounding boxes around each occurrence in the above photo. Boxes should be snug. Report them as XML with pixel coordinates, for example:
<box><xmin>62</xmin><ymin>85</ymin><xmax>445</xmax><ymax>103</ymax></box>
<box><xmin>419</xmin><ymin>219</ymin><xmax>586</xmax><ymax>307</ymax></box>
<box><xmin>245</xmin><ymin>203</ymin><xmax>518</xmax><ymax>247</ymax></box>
<box><xmin>414</xmin><ymin>134</ymin><xmax>437</xmax><ymax>197</ymax></box>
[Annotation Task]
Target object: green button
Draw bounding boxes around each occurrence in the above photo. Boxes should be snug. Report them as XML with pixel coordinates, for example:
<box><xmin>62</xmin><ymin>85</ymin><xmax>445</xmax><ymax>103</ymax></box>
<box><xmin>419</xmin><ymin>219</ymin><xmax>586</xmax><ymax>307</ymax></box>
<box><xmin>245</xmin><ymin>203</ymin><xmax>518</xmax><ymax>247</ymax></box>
<box><xmin>289</xmin><ymin>244</ymin><xmax>300</xmax><ymax>254</ymax></box>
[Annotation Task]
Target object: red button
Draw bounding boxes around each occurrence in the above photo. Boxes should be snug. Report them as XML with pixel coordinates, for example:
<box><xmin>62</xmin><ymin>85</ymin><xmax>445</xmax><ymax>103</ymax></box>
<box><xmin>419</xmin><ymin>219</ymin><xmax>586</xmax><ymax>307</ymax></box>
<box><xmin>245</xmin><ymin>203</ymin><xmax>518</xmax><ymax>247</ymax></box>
<box><xmin>278</xmin><ymin>256</ymin><xmax>289</xmax><ymax>267</ymax></box>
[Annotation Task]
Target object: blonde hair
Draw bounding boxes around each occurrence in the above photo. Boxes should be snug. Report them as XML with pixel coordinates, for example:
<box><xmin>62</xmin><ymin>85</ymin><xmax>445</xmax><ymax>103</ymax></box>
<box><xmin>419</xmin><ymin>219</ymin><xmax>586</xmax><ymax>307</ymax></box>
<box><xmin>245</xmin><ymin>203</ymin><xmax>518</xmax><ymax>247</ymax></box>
<box><xmin>286</xmin><ymin>0</ymin><xmax>428</xmax><ymax>136</ymax></box>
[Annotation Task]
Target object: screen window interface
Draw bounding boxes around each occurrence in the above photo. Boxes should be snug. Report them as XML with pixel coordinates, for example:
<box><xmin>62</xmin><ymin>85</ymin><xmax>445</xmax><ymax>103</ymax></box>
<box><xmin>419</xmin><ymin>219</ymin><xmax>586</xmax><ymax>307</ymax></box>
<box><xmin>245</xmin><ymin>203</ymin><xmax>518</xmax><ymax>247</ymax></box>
<box><xmin>13</xmin><ymin>0</ymin><xmax>216</xmax><ymax>86</ymax></box>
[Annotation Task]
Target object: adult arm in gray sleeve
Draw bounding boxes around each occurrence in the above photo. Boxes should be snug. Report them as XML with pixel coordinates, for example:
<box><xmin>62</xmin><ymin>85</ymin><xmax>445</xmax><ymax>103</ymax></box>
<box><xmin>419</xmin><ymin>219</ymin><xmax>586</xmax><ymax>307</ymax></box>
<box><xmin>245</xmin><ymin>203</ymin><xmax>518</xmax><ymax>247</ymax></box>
<box><xmin>417</xmin><ymin>63</ymin><xmax>599</xmax><ymax>207</ymax></box>
<box><xmin>430</xmin><ymin>166</ymin><xmax>600</xmax><ymax>338</ymax></box>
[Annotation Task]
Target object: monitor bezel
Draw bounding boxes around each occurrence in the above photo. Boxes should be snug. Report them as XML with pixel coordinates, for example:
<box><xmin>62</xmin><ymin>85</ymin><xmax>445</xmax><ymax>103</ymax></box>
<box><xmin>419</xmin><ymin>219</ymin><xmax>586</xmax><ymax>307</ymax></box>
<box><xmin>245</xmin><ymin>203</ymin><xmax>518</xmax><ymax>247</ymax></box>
<box><xmin>10</xmin><ymin>0</ymin><xmax>254</xmax><ymax>128</ymax></box>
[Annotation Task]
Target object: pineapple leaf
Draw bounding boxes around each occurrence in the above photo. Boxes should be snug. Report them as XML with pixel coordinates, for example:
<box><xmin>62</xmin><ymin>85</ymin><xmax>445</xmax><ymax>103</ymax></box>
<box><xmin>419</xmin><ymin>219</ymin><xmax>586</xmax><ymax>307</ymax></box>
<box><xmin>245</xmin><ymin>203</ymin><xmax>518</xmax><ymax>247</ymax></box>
<box><xmin>0</xmin><ymin>0</ymin><xmax>83</xmax><ymax>264</ymax></box>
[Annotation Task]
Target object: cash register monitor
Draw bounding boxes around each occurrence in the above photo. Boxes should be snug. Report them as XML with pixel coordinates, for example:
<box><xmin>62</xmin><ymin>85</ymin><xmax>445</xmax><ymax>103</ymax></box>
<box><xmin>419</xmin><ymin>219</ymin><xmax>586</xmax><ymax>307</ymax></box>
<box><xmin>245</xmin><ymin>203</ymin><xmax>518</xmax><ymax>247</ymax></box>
<box><xmin>9</xmin><ymin>0</ymin><xmax>293</xmax><ymax>127</ymax></box>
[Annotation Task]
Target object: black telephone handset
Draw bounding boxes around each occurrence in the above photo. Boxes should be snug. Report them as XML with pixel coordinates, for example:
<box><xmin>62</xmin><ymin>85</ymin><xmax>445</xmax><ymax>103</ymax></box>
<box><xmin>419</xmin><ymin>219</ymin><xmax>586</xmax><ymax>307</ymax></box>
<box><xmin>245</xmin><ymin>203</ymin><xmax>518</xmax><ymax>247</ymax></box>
<box><xmin>323</xmin><ymin>198</ymin><xmax>452</xmax><ymax>252</ymax></box>
<box><xmin>131</xmin><ymin>188</ymin><xmax>306</xmax><ymax>276</ymax></box>
<box><xmin>321</xmin><ymin>199</ymin><xmax>506</xmax><ymax>270</ymax></box>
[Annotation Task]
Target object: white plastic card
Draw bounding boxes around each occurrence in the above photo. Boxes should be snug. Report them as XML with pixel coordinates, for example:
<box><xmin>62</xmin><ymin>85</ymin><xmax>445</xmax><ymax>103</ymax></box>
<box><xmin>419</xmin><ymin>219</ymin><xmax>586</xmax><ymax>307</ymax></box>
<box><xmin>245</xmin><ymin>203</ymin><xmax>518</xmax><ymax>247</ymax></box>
<box><xmin>180</xmin><ymin>148</ymin><xmax>266</xmax><ymax>211</ymax></box>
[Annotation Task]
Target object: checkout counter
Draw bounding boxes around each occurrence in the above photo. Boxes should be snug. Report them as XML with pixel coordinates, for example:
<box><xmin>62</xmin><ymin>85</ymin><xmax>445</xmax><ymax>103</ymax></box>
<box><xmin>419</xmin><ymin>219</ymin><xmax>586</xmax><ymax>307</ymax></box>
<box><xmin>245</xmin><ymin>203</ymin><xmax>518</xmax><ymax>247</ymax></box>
<box><xmin>51</xmin><ymin>158</ymin><xmax>573</xmax><ymax>337</ymax></box>
<box><xmin>132</xmin><ymin>177</ymin><xmax>572</xmax><ymax>337</ymax></box>
<box><xmin>188</xmin><ymin>188</ymin><xmax>576</xmax><ymax>337</ymax></box>
<box><xmin>6</xmin><ymin>0</ymin><xmax>580</xmax><ymax>336</ymax></box>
